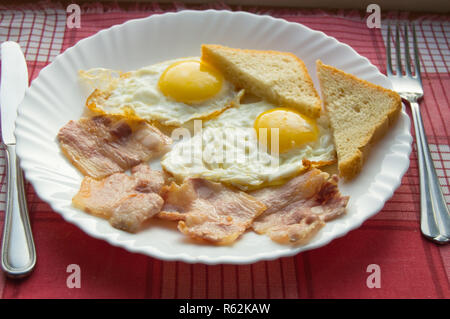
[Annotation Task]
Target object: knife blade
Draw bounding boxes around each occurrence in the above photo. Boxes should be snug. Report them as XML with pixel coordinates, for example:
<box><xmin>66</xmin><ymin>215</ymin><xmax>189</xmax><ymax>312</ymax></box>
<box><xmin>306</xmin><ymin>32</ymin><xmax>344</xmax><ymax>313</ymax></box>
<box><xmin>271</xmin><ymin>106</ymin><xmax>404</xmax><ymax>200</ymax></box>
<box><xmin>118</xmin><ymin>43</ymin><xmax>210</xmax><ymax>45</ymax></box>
<box><xmin>1</xmin><ymin>42</ymin><xmax>28</xmax><ymax>144</ymax></box>
<box><xmin>0</xmin><ymin>41</ymin><xmax>36</xmax><ymax>277</ymax></box>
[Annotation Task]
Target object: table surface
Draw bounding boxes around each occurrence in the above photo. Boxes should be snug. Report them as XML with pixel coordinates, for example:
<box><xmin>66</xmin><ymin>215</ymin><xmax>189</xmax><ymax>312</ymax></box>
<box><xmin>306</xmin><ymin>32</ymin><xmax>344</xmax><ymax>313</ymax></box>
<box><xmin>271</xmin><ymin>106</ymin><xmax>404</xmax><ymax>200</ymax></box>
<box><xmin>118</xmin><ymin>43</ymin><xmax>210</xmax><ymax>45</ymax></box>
<box><xmin>0</xmin><ymin>2</ymin><xmax>449</xmax><ymax>299</ymax></box>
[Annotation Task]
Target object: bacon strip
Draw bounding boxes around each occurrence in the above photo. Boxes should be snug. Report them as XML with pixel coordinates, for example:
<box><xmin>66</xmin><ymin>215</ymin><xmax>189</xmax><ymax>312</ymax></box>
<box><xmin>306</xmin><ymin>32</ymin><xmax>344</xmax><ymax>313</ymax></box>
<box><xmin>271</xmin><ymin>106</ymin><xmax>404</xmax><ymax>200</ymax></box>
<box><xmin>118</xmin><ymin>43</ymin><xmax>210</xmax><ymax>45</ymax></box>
<box><xmin>250</xmin><ymin>168</ymin><xmax>349</xmax><ymax>245</ymax></box>
<box><xmin>58</xmin><ymin>115</ymin><xmax>171</xmax><ymax>179</ymax></box>
<box><xmin>159</xmin><ymin>178</ymin><xmax>266</xmax><ymax>245</ymax></box>
<box><xmin>72</xmin><ymin>164</ymin><xmax>165</xmax><ymax>233</ymax></box>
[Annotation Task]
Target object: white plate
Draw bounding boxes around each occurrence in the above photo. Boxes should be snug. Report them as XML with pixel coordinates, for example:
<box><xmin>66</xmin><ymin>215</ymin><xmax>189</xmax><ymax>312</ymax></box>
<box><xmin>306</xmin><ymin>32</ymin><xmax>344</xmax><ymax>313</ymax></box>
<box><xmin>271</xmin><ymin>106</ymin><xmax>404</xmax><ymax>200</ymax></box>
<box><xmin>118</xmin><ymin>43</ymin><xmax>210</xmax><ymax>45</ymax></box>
<box><xmin>15</xmin><ymin>10</ymin><xmax>412</xmax><ymax>264</ymax></box>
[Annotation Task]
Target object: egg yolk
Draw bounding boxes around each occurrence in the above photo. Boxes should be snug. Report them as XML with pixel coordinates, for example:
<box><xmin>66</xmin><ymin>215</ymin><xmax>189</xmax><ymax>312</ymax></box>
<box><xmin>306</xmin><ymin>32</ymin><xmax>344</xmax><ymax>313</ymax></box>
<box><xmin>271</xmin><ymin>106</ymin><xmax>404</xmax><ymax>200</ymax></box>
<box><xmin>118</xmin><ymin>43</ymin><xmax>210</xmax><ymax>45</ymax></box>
<box><xmin>158</xmin><ymin>60</ymin><xmax>223</xmax><ymax>104</ymax></box>
<box><xmin>254</xmin><ymin>107</ymin><xmax>319</xmax><ymax>153</ymax></box>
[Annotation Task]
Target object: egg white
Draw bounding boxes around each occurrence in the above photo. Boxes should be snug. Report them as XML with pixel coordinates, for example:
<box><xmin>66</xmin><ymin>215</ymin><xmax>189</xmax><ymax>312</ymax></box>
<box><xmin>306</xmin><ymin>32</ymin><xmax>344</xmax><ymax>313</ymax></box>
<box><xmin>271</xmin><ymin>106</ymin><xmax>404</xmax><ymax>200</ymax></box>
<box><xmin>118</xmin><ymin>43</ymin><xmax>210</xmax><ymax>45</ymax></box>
<box><xmin>79</xmin><ymin>57</ymin><xmax>242</xmax><ymax>126</ymax></box>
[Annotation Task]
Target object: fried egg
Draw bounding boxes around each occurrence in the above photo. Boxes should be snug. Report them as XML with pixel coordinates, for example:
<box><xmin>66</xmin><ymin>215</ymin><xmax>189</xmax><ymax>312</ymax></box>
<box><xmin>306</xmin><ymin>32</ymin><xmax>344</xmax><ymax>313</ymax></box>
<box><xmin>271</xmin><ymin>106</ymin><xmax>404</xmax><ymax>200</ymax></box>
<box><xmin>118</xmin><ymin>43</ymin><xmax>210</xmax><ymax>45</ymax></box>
<box><xmin>79</xmin><ymin>58</ymin><xmax>242</xmax><ymax>126</ymax></box>
<box><xmin>161</xmin><ymin>99</ymin><xmax>336</xmax><ymax>189</ymax></box>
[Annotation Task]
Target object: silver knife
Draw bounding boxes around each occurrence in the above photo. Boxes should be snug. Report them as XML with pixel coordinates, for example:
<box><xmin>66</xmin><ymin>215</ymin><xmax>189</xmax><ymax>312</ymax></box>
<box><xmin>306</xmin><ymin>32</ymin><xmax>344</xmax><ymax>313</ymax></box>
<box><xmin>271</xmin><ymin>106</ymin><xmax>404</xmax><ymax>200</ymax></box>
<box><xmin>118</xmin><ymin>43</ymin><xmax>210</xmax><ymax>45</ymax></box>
<box><xmin>0</xmin><ymin>41</ymin><xmax>36</xmax><ymax>277</ymax></box>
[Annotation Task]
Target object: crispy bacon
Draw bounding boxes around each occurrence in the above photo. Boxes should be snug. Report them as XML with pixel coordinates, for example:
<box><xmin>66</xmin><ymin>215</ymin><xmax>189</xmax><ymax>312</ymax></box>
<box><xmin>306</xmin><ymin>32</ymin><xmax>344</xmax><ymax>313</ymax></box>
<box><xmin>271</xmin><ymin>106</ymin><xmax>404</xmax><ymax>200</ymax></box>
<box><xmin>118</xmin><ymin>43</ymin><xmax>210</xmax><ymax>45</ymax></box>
<box><xmin>58</xmin><ymin>115</ymin><xmax>171</xmax><ymax>179</ymax></box>
<box><xmin>159</xmin><ymin>178</ymin><xmax>266</xmax><ymax>245</ymax></box>
<box><xmin>72</xmin><ymin>164</ymin><xmax>165</xmax><ymax>233</ymax></box>
<box><xmin>250</xmin><ymin>169</ymin><xmax>349</xmax><ymax>245</ymax></box>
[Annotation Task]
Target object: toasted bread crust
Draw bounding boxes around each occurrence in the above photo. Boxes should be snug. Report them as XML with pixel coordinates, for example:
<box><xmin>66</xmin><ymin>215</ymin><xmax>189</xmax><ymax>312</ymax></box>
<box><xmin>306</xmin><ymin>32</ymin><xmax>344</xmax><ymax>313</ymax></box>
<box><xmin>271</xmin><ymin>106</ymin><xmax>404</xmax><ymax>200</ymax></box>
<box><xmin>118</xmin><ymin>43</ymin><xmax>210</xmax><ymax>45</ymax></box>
<box><xmin>316</xmin><ymin>60</ymin><xmax>402</xmax><ymax>180</ymax></box>
<box><xmin>201</xmin><ymin>44</ymin><xmax>322</xmax><ymax>118</ymax></box>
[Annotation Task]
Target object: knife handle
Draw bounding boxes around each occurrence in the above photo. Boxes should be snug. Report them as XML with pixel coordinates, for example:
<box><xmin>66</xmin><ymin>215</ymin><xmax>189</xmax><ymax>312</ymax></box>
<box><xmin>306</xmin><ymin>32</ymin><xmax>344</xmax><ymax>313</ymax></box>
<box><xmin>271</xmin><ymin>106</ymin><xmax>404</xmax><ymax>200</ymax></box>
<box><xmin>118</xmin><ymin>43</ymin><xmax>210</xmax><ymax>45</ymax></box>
<box><xmin>1</xmin><ymin>144</ymin><xmax>36</xmax><ymax>277</ymax></box>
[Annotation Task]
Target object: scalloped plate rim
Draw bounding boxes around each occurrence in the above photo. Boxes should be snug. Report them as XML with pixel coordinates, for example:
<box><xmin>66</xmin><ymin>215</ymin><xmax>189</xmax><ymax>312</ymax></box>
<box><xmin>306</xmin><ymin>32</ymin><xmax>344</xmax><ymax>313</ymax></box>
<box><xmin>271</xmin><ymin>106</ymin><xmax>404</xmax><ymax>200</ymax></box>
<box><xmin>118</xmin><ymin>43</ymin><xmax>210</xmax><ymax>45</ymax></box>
<box><xmin>14</xmin><ymin>10</ymin><xmax>412</xmax><ymax>264</ymax></box>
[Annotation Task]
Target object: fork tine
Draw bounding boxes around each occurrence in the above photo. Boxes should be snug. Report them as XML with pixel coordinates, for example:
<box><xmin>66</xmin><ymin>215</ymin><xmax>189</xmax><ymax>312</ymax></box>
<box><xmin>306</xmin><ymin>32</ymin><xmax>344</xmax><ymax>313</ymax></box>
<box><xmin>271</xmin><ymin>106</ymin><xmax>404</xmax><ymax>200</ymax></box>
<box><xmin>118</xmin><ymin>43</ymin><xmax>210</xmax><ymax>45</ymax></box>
<box><xmin>395</xmin><ymin>22</ymin><xmax>403</xmax><ymax>76</ymax></box>
<box><xmin>404</xmin><ymin>24</ymin><xmax>413</xmax><ymax>76</ymax></box>
<box><xmin>386</xmin><ymin>23</ymin><xmax>394</xmax><ymax>76</ymax></box>
<box><xmin>412</xmin><ymin>23</ymin><xmax>422</xmax><ymax>82</ymax></box>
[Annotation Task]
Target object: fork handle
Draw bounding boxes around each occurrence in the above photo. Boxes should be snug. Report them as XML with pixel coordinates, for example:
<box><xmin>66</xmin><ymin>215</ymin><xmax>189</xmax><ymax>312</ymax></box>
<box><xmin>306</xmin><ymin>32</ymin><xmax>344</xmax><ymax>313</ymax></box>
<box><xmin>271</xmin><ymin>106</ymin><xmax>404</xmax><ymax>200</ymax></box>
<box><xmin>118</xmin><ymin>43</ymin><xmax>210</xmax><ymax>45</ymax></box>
<box><xmin>410</xmin><ymin>102</ymin><xmax>450</xmax><ymax>244</ymax></box>
<box><xmin>1</xmin><ymin>144</ymin><xmax>36</xmax><ymax>277</ymax></box>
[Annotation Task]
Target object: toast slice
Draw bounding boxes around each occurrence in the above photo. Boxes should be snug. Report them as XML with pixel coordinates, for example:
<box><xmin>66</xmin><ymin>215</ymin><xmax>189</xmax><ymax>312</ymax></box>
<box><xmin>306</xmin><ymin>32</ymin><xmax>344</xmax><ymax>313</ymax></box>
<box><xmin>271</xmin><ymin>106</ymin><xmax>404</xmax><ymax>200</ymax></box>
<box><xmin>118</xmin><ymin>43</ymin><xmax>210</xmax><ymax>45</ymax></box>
<box><xmin>201</xmin><ymin>44</ymin><xmax>322</xmax><ymax>118</ymax></box>
<box><xmin>316</xmin><ymin>60</ymin><xmax>402</xmax><ymax>180</ymax></box>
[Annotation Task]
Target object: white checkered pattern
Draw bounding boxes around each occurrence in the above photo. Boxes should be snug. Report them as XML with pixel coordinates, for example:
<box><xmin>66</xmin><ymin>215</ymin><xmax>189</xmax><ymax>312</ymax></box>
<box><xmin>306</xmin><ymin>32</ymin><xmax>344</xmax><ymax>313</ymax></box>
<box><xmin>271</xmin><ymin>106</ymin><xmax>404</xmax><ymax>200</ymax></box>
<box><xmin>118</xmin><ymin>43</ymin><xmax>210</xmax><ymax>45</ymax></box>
<box><xmin>0</xmin><ymin>8</ymin><xmax>66</xmax><ymax>62</ymax></box>
<box><xmin>429</xmin><ymin>144</ymin><xmax>450</xmax><ymax>204</ymax></box>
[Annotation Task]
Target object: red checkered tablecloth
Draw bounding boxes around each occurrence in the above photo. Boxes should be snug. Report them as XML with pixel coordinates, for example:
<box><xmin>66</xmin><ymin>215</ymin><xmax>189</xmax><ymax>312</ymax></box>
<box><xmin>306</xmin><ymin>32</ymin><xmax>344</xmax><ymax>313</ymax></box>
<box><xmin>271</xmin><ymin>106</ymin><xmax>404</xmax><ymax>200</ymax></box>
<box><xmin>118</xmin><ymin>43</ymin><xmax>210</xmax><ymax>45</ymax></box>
<box><xmin>0</xmin><ymin>2</ymin><xmax>449</xmax><ymax>299</ymax></box>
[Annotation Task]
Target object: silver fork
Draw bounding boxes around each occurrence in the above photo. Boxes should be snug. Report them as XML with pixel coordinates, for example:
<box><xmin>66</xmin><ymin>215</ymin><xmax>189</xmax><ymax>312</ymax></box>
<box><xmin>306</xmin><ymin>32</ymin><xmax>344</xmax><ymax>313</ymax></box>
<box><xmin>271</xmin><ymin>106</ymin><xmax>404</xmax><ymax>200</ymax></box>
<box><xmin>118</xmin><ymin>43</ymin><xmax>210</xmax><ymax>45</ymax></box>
<box><xmin>386</xmin><ymin>22</ymin><xmax>450</xmax><ymax>244</ymax></box>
